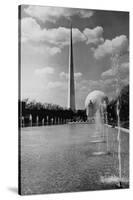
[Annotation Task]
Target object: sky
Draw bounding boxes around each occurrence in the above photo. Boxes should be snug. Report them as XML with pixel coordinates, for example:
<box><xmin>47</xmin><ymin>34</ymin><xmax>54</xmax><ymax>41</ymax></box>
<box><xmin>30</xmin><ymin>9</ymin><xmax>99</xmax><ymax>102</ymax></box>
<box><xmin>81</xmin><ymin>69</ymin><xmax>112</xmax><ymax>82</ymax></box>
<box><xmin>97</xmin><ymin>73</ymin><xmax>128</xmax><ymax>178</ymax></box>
<box><xmin>20</xmin><ymin>5</ymin><xmax>129</xmax><ymax>109</ymax></box>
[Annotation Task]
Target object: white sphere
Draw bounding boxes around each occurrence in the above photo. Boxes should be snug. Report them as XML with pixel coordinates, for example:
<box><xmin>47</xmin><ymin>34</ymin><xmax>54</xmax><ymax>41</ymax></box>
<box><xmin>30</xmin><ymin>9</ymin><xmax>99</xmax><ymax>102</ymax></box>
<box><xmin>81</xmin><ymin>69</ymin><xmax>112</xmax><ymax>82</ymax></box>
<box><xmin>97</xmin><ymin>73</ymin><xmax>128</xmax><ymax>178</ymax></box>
<box><xmin>85</xmin><ymin>90</ymin><xmax>107</xmax><ymax>117</ymax></box>
<box><xmin>85</xmin><ymin>90</ymin><xmax>106</xmax><ymax>108</ymax></box>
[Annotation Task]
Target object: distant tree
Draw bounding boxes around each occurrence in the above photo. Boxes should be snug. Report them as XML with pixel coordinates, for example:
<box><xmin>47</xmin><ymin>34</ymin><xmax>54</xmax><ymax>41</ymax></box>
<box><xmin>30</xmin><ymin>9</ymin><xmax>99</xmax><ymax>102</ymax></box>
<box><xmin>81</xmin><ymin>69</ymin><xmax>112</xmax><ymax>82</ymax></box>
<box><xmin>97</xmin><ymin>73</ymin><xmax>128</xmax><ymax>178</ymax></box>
<box><xmin>119</xmin><ymin>85</ymin><xmax>129</xmax><ymax>128</ymax></box>
<box><xmin>107</xmin><ymin>84</ymin><xmax>129</xmax><ymax>128</ymax></box>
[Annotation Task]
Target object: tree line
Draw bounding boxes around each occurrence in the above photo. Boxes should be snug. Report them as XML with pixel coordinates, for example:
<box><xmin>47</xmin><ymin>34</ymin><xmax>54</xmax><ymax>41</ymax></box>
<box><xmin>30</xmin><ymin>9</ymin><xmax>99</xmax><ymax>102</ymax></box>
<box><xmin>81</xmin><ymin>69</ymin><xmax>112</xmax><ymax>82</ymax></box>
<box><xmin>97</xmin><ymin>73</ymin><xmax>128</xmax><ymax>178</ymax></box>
<box><xmin>19</xmin><ymin>85</ymin><xmax>129</xmax><ymax>129</ymax></box>
<box><xmin>18</xmin><ymin>100</ymin><xmax>87</xmax><ymax>127</ymax></box>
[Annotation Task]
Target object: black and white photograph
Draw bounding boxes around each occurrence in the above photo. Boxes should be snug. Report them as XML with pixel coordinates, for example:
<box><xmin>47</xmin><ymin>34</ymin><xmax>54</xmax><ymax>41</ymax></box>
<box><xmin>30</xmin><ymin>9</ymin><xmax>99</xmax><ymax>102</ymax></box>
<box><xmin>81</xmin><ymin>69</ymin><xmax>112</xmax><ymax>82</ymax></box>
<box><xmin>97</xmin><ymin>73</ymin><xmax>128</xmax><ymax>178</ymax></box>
<box><xmin>18</xmin><ymin>4</ymin><xmax>129</xmax><ymax>195</ymax></box>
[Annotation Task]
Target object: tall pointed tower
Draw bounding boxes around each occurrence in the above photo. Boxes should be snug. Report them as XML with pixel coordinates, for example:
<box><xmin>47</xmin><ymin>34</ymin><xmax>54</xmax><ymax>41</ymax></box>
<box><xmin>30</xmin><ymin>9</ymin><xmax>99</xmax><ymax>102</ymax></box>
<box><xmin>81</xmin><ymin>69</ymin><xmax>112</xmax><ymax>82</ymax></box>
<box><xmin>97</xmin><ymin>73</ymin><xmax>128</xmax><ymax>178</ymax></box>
<box><xmin>68</xmin><ymin>24</ymin><xmax>76</xmax><ymax>111</ymax></box>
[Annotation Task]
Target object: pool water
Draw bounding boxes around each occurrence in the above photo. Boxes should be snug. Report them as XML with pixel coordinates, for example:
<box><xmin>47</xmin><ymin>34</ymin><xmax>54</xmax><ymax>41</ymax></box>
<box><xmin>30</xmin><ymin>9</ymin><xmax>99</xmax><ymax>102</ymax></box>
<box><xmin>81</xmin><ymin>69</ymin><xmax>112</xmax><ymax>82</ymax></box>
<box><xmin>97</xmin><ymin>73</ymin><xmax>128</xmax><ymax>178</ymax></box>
<box><xmin>20</xmin><ymin>124</ymin><xmax>129</xmax><ymax>195</ymax></box>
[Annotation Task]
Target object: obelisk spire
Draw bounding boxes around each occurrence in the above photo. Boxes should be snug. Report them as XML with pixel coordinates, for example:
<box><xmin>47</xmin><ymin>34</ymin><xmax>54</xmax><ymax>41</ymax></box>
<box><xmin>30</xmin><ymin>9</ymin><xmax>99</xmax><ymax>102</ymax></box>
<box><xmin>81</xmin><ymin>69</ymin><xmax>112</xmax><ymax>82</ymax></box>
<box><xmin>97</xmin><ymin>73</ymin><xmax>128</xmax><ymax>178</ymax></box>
<box><xmin>68</xmin><ymin>23</ymin><xmax>76</xmax><ymax>111</ymax></box>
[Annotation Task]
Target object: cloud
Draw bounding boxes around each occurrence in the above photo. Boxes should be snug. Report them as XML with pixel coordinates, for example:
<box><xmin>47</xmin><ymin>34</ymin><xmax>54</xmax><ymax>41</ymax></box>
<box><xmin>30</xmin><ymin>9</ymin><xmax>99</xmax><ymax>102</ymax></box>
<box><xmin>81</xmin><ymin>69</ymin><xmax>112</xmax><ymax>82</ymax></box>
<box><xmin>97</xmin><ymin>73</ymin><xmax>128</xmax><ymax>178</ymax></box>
<box><xmin>101</xmin><ymin>62</ymin><xmax>129</xmax><ymax>79</ymax></box>
<box><xmin>98</xmin><ymin>62</ymin><xmax>129</xmax><ymax>97</ymax></box>
<box><xmin>59</xmin><ymin>72</ymin><xmax>68</xmax><ymax>79</ymax></box>
<box><xmin>21</xmin><ymin>18</ymin><xmax>106</xmax><ymax>49</ymax></box>
<box><xmin>47</xmin><ymin>81</ymin><xmax>66</xmax><ymax>89</ymax></box>
<box><xmin>59</xmin><ymin>72</ymin><xmax>67</xmax><ymax>78</ymax></box>
<box><xmin>121</xmin><ymin>77</ymin><xmax>129</xmax><ymax>86</ymax></box>
<box><xmin>21</xmin><ymin>17</ymin><xmax>41</xmax><ymax>43</ymax></box>
<box><xmin>86</xmin><ymin>80</ymin><xmax>104</xmax><ymax>92</ymax></box>
<box><xmin>24</xmin><ymin>6</ymin><xmax>94</xmax><ymax>23</ymax></box>
<box><xmin>35</xmin><ymin>67</ymin><xmax>54</xmax><ymax>76</ymax></box>
<box><xmin>77</xmin><ymin>70</ymin><xmax>129</xmax><ymax>101</ymax></box>
<box><xmin>93</xmin><ymin>35</ymin><xmax>129</xmax><ymax>59</ymax></box>
<box><xmin>103</xmin><ymin>77</ymin><xmax>129</xmax><ymax>95</ymax></box>
<box><xmin>83</xmin><ymin>26</ymin><xmax>104</xmax><ymax>45</ymax></box>
<box><xmin>120</xmin><ymin>62</ymin><xmax>129</xmax><ymax>74</ymax></box>
<box><xmin>21</xmin><ymin>17</ymin><xmax>85</xmax><ymax>47</ymax></box>
<box><xmin>23</xmin><ymin>43</ymin><xmax>61</xmax><ymax>56</ymax></box>
<box><xmin>74</xmin><ymin>72</ymin><xmax>83</xmax><ymax>78</ymax></box>
<box><xmin>76</xmin><ymin>79</ymin><xmax>104</xmax><ymax>94</ymax></box>
<box><xmin>41</xmin><ymin>27</ymin><xmax>85</xmax><ymax>47</ymax></box>
<box><xmin>59</xmin><ymin>72</ymin><xmax>82</xmax><ymax>79</ymax></box>
<box><xmin>46</xmin><ymin>46</ymin><xmax>61</xmax><ymax>55</ymax></box>
<box><xmin>101</xmin><ymin>69</ymin><xmax>114</xmax><ymax>79</ymax></box>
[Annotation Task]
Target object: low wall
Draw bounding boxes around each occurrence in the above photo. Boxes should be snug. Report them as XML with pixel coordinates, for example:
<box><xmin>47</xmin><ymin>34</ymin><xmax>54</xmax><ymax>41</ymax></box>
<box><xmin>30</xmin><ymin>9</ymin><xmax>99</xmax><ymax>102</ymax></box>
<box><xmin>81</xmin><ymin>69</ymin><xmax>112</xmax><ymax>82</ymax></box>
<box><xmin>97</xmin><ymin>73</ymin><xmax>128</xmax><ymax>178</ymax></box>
<box><xmin>105</xmin><ymin>124</ymin><xmax>129</xmax><ymax>134</ymax></box>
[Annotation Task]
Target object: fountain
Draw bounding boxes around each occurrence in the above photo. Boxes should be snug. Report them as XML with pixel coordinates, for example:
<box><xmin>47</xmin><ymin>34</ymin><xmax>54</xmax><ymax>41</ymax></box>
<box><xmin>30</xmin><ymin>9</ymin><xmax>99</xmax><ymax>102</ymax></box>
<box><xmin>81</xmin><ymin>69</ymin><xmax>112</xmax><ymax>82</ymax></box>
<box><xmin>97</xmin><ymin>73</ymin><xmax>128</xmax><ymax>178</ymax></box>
<box><xmin>36</xmin><ymin>115</ymin><xmax>39</xmax><ymax>126</ymax></box>
<box><xmin>85</xmin><ymin>90</ymin><xmax>109</xmax><ymax>155</ymax></box>
<box><xmin>110</xmin><ymin>53</ymin><xmax>122</xmax><ymax>187</ymax></box>
<box><xmin>100</xmin><ymin>53</ymin><xmax>127</xmax><ymax>188</ymax></box>
<box><xmin>29</xmin><ymin>114</ymin><xmax>32</xmax><ymax>127</ymax></box>
<box><xmin>102</xmin><ymin>100</ymin><xmax>110</xmax><ymax>153</ymax></box>
<box><xmin>21</xmin><ymin>116</ymin><xmax>24</xmax><ymax>127</ymax></box>
<box><xmin>85</xmin><ymin>53</ymin><xmax>128</xmax><ymax>188</ymax></box>
<box><xmin>92</xmin><ymin>103</ymin><xmax>108</xmax><ymax>156</ymax></box>
<box><xmin>115</xmin><ymin>54</ymin><xmax>126</xmax><ymax>187</ymax></box>
<box><xmin>42</xmin><ymin>118</ymin><xmax>44</xmax><ymax>126</ymax></box>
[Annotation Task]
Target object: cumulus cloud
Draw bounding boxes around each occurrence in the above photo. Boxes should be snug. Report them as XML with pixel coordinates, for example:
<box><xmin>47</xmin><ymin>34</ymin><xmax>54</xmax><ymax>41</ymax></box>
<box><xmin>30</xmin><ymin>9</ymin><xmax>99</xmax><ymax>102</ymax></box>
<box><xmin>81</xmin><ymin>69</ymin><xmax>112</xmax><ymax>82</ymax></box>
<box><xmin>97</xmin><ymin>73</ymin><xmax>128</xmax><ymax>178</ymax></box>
<box><xmin>46</xmin><ymin>46</ymin><xmax>61</xmax><ymax>55</ymax></box>
<box><xmin>59</xmin><ymin>72</ymin><xmax>68</xmax><ymax>78</ymax></box>
<box><xmin>74</xmin><ymin>72</ymin><xmax>83</xmax><ymax>78</ymax></box>
<box><xmin>47</xmin><ymin>81</ymin><xmax>67</xmax><ymax>90</ymax></box>
<box><xmin>86</xmin><ymin>80</ymin><xmax>104</xmax><ymax>92</ymax></box>
<box><xmin>120</xmin><ymin>62</ymin><xmax>129</xmax><ymax>74</ymax></box>
<box><xmin>21</xmin><ymin>42</ymin><xmax>61</xmax><ymax>60</ymax></box>
<box><xmin>93</xmin><ymin>35</ymin><xmax>129</xmax><ymax>59</ymax></box>
<box><xmin>103</xmin><ymin>77</ymin><xmax>129</xmax><ymax>95</ymax></box>
<box><xmin>31</xmin><ymin>44</ymin><xmax>61</xmax><ymax>55</ymax></box>
<box><xmin>24</xmin><ymin>6</ymin><xmax>94</xmax><ymax>23</ymax></box>
<box><xmin>41</xmin><ymin>27</ymin><xmax>85</xmax><ymax>46</ymax></box>
<box><xmin>76</xmin><ymin>79</ymin><xmax>104</xmax><ymax>94</ymax></box>
<box><xmin>59</xmin><ymin>72</ymin><xmax>82</xmax><ymax>79</ymax></box>
<box><xmin>21</xmin><ymin>17</ymin><xmax>107</xmax><ymax>49</ymax></box>
<box><xmin>21</xmin><ymin>17</ymin><xmax>85</xmax><ymax>47</ymax></box>
<box><xmin>35</xmin><ymin>67</ymin><xmax>54</xmax><ymax>76</ymax></box>
<box><xmin>101</xmin><ymin>69</ymin><xmax>115</xmax><ymax>79</ymax></box>
<box><xmin>83</xmin><ymin>26</ymin><xmax>104</xmax><ymax>45</ymax></box>
<box><xmin>101</xmin><ymin>62</ymin><xmax>129</xmax><ymax>79</ymax></box>
<box><xmin>78</xmin><ymin>70</ymin><xmax>129</xmax><ymax>100</ymax></box>
<box><xmin>21</xmin><ymin>17</ymin><xmax>41</xmax><ymax>43</ymax></box>
<box><xmin>97</xmin><ymin>62</ymin><xmax>129</xmax><ymax>97</ymax></box>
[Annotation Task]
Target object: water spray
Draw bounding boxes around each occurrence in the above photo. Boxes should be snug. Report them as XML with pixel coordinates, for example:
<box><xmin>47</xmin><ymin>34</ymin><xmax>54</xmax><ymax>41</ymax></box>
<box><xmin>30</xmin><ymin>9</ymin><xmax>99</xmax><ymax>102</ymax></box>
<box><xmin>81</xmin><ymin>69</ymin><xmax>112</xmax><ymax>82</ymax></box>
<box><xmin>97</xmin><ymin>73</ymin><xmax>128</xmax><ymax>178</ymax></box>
<box><xmin>104</xmin><ymin>102</ymin><xmax>109</xmax><ymax>153</ymax></box>
<box><xmin>29</xmin><ymin>114</ymin><xmax>32</xmax><ymax>127</ymax></box>
<box><xmin>36</xmin><ymin>115</ymin><xmax>39</xmax><ymax>126</ymax></box>
<box><xmin>111</xmin><ymin>53</ymin><xmax>122</xmax><ymax>187</ymax></box>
